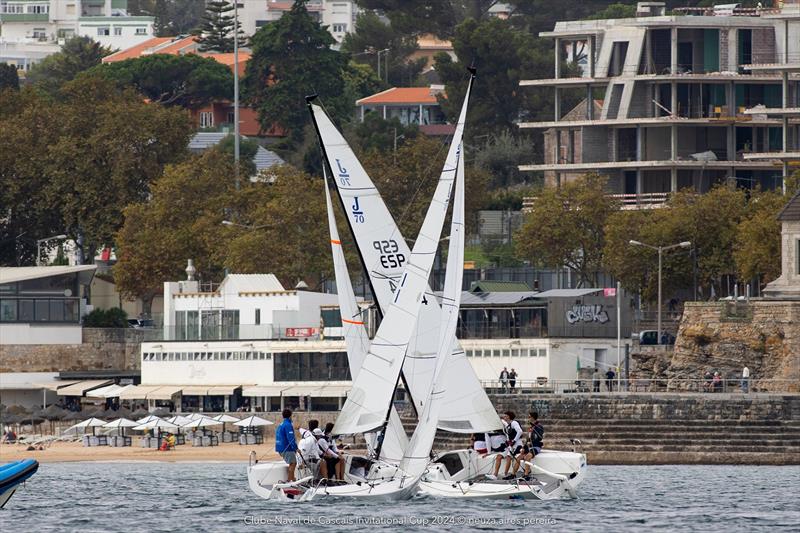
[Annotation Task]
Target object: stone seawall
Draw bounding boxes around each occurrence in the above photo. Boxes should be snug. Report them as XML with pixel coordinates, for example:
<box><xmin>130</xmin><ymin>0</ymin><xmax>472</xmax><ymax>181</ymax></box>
<box><xmin>632</xmin><ymin>301</ymin><xmax>800</xmax><ymax>392</ymax></box>
<box><xmin>0</xmin><ymin>328</ymin><xmax>143</xmax><ymax>373</ymax></box>
<box><xmin>422</xmin><ymin>393</ymin><xmax>800</xmax><ymax>465</ymax></box>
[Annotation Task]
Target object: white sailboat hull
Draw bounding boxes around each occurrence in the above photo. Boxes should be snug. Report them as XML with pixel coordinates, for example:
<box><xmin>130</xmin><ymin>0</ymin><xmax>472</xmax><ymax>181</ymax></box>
<box><xmin>419</xmin><ymin>449</ymin><xmax>587</xmax><ymax>499</ymax></box>
<box><xmin>247</xmin><ymin>455</ymin><xmax>417</xmax><ymax>501</ymax></box>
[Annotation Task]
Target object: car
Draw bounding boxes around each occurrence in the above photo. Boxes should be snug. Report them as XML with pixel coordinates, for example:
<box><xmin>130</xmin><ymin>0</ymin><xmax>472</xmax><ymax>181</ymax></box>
<box><xmin>128</xmin><ymin>318</ymin><xmax>155</xmax><ymax>329</ymax></box>
<box><xmin>638</xmin><ymin>330</ymin><xmax>675</xmax><ymax>345</ymax></box>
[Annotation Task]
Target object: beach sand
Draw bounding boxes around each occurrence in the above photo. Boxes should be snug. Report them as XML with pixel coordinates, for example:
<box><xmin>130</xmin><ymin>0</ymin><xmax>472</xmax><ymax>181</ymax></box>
<box><xmin>0</xmin><ymin>440</ymin><xmax>280</xmax><ymax>463</ymax></box>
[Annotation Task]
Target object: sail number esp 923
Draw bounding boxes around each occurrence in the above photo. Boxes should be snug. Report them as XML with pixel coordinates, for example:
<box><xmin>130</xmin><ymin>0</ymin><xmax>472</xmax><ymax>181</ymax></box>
<box><xmin>373</xmin><ymin>240</ymin><xmax>406</xmax><ymax>269</ymax></box>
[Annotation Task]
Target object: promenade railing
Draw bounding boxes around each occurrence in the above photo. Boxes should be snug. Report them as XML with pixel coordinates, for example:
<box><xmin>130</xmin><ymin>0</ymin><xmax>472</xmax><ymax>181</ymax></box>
<box><xmin>481</xmin><ymin>378</ymin><xmax>799</xmax><ymax>394</ymax></box>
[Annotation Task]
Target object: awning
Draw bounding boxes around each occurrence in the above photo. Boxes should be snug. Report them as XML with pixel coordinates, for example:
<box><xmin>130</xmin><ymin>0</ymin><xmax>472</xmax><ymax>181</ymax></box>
<box><xmin>281</xmin><ymin>384</ymin><xmax>351</xmax><ymax>397</ymax></box>
<box><xmin>241</xmin><ymin>385</ymin><xmax>288</xmax><ymax>397</ymax></box>
<box><xmin>206</xmin><ymin>386</ymin><xmax>239</xmax><ymax>396</ymax></box>
<box><xmin>180</xmin><ymin>386</ymin><xmax>209</xmax><ymax>396</ymax></box>
<box><xmin>56</xmin><ymin>380</ymin><xmax>113</xmax><ymax>396</ymax></box>
<box><xmin>85</xmin><ymin>384</ymin><xmax>134</xmax><ymax>399</ymax></box>
<box><xmin>33</xmin><ymin>380</ymin><xmax>80</xmax><ymax>391</ymax></box>
<box><xmin>119</xmin><ymin>385</ymin><xmax>163</xmax><ymax>400</ymax></box>
<box><xmin>147</xmin><ymin>386</ymin><xmax>183</xmax><ymax>400</ymax></box>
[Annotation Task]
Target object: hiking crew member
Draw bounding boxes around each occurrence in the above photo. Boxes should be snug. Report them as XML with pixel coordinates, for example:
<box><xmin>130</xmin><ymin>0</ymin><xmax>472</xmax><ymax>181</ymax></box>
<box><xmin>275</xmin><ymin>409</ymin><xmax>298</xmax><ymax>482</ymax></box>
<box><xmin>491</xmin><ymin>411</ymin><xmax>523</xmax><ymax>479</ymax></box>
<box><xmin>323</xmin><ymin>422</ymin><xmax>345</xmax><ymax>480</ymax></box>
<box><xmin>298</xmin><ymin>420</ymin><xmax>321</xmax><ymax>477</ymax></box>
<box><xmin>472</xmin><ymin>433</ymin><xmax>488</xmax><ymax>455</ymax></box>
<box><xmin>529</xmin><ymin>411</ymin><xmax>544</xmax><ymax>455</ymax></box>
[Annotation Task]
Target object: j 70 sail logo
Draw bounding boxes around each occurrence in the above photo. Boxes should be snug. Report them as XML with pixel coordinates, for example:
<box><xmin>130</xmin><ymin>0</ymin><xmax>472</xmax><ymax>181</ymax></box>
<box><xmin>335</xmin><ymin>159</ymin><xmax>351</xmax><ymax>187</ymax></box>
<box><xmin>351</xmin><ymin>197</ymin><xmax>365</xmax><ymax>223</ymax></box>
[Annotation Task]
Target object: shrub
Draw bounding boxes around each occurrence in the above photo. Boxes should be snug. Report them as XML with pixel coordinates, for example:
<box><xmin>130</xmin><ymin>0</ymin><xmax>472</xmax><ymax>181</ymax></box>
<box><xmin>83</xmin><ymin>307</ymin><xmax>128</xmax><ymax>328</ymax></box>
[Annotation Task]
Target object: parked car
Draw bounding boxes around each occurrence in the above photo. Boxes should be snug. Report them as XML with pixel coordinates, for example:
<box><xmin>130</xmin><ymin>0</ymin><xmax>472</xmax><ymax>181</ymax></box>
<box><xmin>638</xmin><ymin>330</ymin><xmax>675</xmax><ymax>345</ymax></box>
<box><xmin>128</xmin><ymin>318</ymin><xmax>155</xmax><ymax>329</ymax></box>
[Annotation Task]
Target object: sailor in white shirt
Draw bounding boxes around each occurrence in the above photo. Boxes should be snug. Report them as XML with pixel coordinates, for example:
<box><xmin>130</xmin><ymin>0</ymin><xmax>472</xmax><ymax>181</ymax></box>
<box><xmin>298</xmin><ymin>426</ymin><xmax>321</xmax><ymax>477</ymax></box>
<box><xmin>490</xmin><ymin>411</ymin><xmax>524</xmax><ymax>479</ymax></box>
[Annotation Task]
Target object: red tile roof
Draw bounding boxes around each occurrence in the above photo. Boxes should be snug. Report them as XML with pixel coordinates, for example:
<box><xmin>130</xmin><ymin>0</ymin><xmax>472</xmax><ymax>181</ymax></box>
<box><xmin>357</xmin><ymin>87</ymin><xmax>442</xmax><ymax>106</ymax></box>
<box><xmin>102</xmin><ymin>37</ymin><xmax>173</xmax><ymax>62</ymax></box>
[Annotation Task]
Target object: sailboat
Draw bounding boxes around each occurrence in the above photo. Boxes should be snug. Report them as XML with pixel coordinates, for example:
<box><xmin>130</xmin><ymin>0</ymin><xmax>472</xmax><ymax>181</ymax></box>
<box><xmin>308</xmin><ymin>72</ymin><xmax>587</xmax><ymax>497</ymax></box>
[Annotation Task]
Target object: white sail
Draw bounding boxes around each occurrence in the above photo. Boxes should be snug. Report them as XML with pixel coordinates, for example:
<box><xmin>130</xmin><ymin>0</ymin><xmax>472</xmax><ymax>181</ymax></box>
<box><xmin>400</xmin><ymin>141</ymin><xmax>467</xmax><ymax>478</ymax></box>
<box><xmin>332</xmin><ymin>106</ymin><xmax>462</xmax><ymax>436</ymax></box>
<box><xmin>308</xmin><ymin>74</ymin><xmax>500</xmax><ymax>434</ymax></box>
<box><xmin>323</xmin><ymin>174</ymin><xmax>409</xmax><ymax>462</ymax></box>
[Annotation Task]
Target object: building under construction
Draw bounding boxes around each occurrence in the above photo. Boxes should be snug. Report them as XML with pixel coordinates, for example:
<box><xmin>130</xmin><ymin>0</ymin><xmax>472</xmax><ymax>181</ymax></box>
<box><xmin>520</xmin><ymin>1</ymin><xmax>800</xmax><ymax>208</ymax></box>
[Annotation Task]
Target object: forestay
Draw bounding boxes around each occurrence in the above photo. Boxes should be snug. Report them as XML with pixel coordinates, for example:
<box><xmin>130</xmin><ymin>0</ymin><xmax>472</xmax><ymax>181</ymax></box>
<box><xmin>324</xmin><ymin>172</ymin><xmax>409</xmax><ymax>462</ymax></box>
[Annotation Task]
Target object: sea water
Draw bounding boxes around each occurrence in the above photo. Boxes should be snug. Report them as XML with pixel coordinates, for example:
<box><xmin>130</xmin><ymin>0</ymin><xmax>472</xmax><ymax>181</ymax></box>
<box><xmin>4</xmin><ymin>463</ymin><xmax>799</xmax><ymax>531</ymax></box>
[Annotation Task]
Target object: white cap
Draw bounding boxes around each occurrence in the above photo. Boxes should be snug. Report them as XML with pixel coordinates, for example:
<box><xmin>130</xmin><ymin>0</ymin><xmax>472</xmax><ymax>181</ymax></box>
<box><xmin>312</xmin><ymin>428</ymin><xmax>324</xmax><ymax>436</ymax></box>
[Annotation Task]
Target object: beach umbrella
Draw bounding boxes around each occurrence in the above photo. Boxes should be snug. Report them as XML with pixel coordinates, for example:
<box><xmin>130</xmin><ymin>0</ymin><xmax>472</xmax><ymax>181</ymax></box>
<box><xmin>167</xmin><ymin>415</ymin><xmax>193</xmax><ymax>426</ymax></box>
<box><xmin>135</xmin><ymin>414</ymin><xmax>162</xmax><ymax>425</ymax></box>
<box><xmin>63</xmin><ymin>409</ymin><xmax>83</xmax><ymax>421</ymax></box>
<box><xmin>211</xmin><ymin>413</ymin><xmax>240</xmax><ymax>433</ymax></box>
<box><xmin>133</xmin><ymin>418</ymin><xmax>179</xmax><ymax>431</ymax></box>
<box><xmin>42</xmin><ymin>405</ymin><xmax>68</xmax><ymax>421</ymax></box>
<box><xmin>233</xmin><ymin>415</ymin><xmax>274</xmax><ymax>427</ymax></box>
<box><xmin>102</xmin><ymin>418</ymin><xmax>139</xmax><ymax>437</ymax></box>
<box><xmin>181</xmin><ymin>416</ymin><xmax>220</xmax><ymax>429</ymax></box>
<box><xmin>185</xmin><ymin>413</ymin><xmax>207</xmax><ymax>421</ymax></box>
<box><xmin>65</xmin><ymin>417</ymin><xmax>108</xmax><ymax>436</ymax></box>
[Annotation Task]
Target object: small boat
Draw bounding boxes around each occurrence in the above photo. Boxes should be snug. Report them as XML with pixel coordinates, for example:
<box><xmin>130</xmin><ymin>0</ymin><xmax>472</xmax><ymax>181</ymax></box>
<box><xmin>0</xmin><ymin>459</ymin><xmax>39</xmax><ymax>508</ymax></box>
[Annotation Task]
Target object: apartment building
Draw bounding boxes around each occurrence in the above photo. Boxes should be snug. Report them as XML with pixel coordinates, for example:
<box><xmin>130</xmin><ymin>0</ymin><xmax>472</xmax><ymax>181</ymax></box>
<box><xmin>0</xmin><ymin>0</ymin><xmax>154</xmax><ymax>73</ymax></box>
<box><xmin>519</xmin><ymin>2</ymin><xmax>800</xmax><ymax>206</ymax></box>
<box><xmin>236</xmin><ymin>0</ymin><xmax>358</xmax><ymax>44</ymax></box>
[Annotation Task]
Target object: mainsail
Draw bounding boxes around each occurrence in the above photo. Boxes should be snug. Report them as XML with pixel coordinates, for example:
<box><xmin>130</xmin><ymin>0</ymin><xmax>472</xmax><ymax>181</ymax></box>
<box><xmin>400</xmin><ymin>140</ymin><xmax>467</xmax><ymax>477</ymax></box>
<box><xmin>307</xmin><ymin>71</ymin><xmax>500</xmax><ymax>434</ymax></box>
<box><xmin>331</xmin><ymin>92</ymin><xmax>464</xmax><ymax>436</ymax></box>
<box><xmin>323</xmin><ymin>171</ymin><xmax>409</xmax><ymax>462</ymax></box>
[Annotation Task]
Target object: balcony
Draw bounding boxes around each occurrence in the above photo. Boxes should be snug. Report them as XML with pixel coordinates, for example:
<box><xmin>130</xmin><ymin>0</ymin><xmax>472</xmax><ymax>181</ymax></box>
<box><xmin>523</xmin><ymin>192</ymin><xmax>669</xmax><ymax>212</ymax></box>
<box><xmin>0</xmin><ymin>13</ymin><xmax>49</xmax><ymax>22</ymax></box>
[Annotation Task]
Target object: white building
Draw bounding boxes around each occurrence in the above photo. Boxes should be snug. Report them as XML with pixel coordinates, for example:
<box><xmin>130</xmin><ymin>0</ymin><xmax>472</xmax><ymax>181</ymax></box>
<box><xmin>0</xmin><ymin>0</ymin><xmax>154</xmax><ymax>73</ymax></box>
<box><xmin>134</xmin><ymin>273</ymin><xmax>632</xmax><ymax>413</ymax></box>
<box><xmin>235</xmin><ymin>0</ymin><xmax>358</xmax><ymax>44</ymax></box>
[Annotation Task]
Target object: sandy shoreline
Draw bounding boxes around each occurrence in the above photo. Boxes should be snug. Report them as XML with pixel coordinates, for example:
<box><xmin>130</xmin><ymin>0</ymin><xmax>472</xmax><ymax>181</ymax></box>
<box><xmin>0</xmin><ymin>440</ymin><xmax>280</xmax><ymax>463</ymax></box>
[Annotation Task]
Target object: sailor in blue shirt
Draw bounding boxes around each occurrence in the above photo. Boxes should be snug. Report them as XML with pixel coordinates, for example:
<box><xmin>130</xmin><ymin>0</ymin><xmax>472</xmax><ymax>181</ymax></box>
<box><xmin>275</xmin><ymin>408</ymin><xmax>298</xmax><ymax>482</ymax></box>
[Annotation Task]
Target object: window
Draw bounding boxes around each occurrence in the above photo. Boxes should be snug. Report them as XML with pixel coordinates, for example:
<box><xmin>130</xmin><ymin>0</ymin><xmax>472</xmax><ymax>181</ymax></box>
<box><xmin>66</xmin><ymin>4</ymin><xmax>76</xmax><ymax>15</ymax></box>
<box><xmin>255</xmin><ymin>20</ymin><xmax>269</xmax><ymax>28</ymax></box>
<box><xmin>321</xmin><ymin>308</ymin><xmax>342</xmax><ymax>328</ymax></box>
<box><xmin>538</xmin><ymin>348</ymin><xmax>548</xmax><ymax>357</ymax></box>
<box><xmin>97</xmin><ymin>26</ymin><xmax>110</xmax><ymax>36</ymax></box>
<box><xmin>2</xmin><ymin>4</ymin><xmax>23</xmax><ymax>14</ymax></box>
<box><xmin>27</xmin><ymin>4</ymin><xmax>49</xmax><ymax>14</ymax></box>
<box><xmin>511</xmin><ymin>349</ymin><xmax>520</xmax><ymax>357</ymax></box>
<box><xmin>135</xmin><ymin>27</ymin><xmax>147</xmax><ymax>35</ymax></box>
<box><xmin>199</xmin><ymin>111</ymin><xmax>214</xmax><ymax>129</ymax></box>
<box><xmin>332</xmin><ymin>23</ymin><xmax>347</xmax><ymax>33</ymax></box>
<box><xmin>255</xmin><ymin>309</ymin><xmax>261</xmax><ymax>325</ymax></box>
<box><xmin>502</xmin><ymin>349</ymin><xmax>510</xmax><ymax>358</ymax></box>
<box><xmin>493</xmin><ymin>349</ymin><xmax>501</xmax><ymax>357</ymax></box>
<box><xmin>114</xmin><ymin>27</ymin><xmax>122</xmax><ymax>36</ymax></box>
<box><xmin>274</xmin><ymin>351</ymin><xmax>351</xmax><ymax>381</ymax></box>
<box><xmin>32</xmin><ymin>28</ymin><xmax>47</xmax><ymax>39</ymax></box>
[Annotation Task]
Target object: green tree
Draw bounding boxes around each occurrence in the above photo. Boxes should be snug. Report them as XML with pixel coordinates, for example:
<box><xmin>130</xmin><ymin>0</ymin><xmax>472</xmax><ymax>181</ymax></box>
<box><xmin>88</xmin><ymin>53</ymin><xmax>233</xmax><ymax>109</ymax></box>
<box><xmin>734</xmin><ymin>190</ymin><xmax>785</xmax><ymax>287</ymax></box>
<box><xmin>341</xmin><ymin>60</ymin><xmax>385</xmax><ymax>112</ymax></box>
<box><xmin>354</xmin><ymin>1</ymin><xmax>500</xmax><ymax>38</ymax></box>
<box><xmin>0</xmin><ymin>63</ymin><xmax>19</xmax><ymax>91</ymax></box>
<box><xmin>515</xmin><ymin>173</ymin><xmax>618</xmax><ymax>285</ymax></box>
<box><xmin>472</xmin><ymin>130</ymin><xmax>535</xmax><ymax>189</ymax></box>
<box><xmin>341</xmin><ymin>11</ymin><xmax>426</xmax><ymax>87</ymax></box>
<box><xmin>360</xmin><ymin>135</ymin><xmax>489</xmax><ymax>238</ymax></box>
<box><xmin>83</xmin><ymin>307</ymin><xmax>129</xmax><ymax>328</ymax></box>
<box><xmin>45</xmin><ymin>77</ymin><xmax>192</xmax><ymax>263</ymax></box>
<box><xmin>243</xmin><ymin>0</ymin><xmax>347</xmax><ymax>144</ymax></box>
<box><xmin>114</xmin><ymin>150</ymin><xmax>235</xmax><ymax>312</ymax></box>
<box><xmin>215</xmin><ymin>134</ymin><xmax>260</xmax><ymax>177</ymax></box>
<box><xmin>196</xmin><ymin>0</ymin><xmax>244</xmax><ymax>52</ymax></box>
<box><xmin>0</xmin><ymin>88</ymin><xmax>68</xmax><ymax>266</ymax></box>
<box><xmin>27</xmin><ymin>36</ymin><xmax>113</xmax><ymax>95</ymax></box>
<box><xmin>587</xmin><ymin>3</ymin><xmax>638</xmax><ymax>19</ymax></box>
<box><xmin>345</xmin><ymin>113</ymin><xmax>419</xmax><ymax>154</ymax></box>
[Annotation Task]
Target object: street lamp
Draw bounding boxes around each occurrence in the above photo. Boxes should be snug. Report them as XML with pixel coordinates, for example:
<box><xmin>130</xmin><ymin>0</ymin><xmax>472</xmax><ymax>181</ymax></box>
<box><xmin>221</xmin><ymin>220</ymin><xmax>270</xmax><ymax>230</ymax></box>
<box><xmin>376</xmin><ymin>48</ymin><xmax>389</xmax><ymax>82</ymax></box>
<box><xmin>36</xmin><ymin>234</ymin><xmax>67</xmax><ymax>266</ymax></box>
<box><xmin>629</xmin><ymin>239</ymin><xmax>691</xmax><ymax>345</ymax></box>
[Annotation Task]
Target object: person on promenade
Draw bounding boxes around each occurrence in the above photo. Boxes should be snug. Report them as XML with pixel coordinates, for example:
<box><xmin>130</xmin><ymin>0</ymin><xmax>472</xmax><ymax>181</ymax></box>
<box><xmin>509</xmin><ymin>369</ymin><xmax>517</xmax><ymax>391</ymax></box>
<box><xmin>593</xmin><ymin>368</ymin><xmax>601</xmax><ymax>392</ymax></box>
<box><xmin>606</xmin><ymin>368</ymin><xmax>616</xmax><ymax>392</ymax></box>
<box><xmin>275</xmin><ymin>408</ymin><xmax>298</xmax><ymax>482</ymax></box>
<box><xmin>703</xmin><ymin>370</ymin><xmax>713</xmax><ymax>392</ymax></box>
<box><xmin>499</xmin><ymin>367</ymin><xmax>509</xmax><ymax>392</ymax></box>
<box><xmin>712</xmin><ymin>372</ymin><xmax>722</xmax><ymax>392</ymax></box>
<box><xmin>741</xmin><ymin>366</ymin><xmax>750</xmax><ymax>393</ymax></box>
